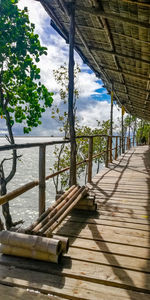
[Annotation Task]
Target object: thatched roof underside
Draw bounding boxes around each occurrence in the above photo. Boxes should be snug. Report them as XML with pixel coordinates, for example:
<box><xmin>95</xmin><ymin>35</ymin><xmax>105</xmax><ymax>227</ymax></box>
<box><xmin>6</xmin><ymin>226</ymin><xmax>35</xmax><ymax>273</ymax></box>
<box><xmin>40</xmin><ymin>0</ymin><xmax>150</xmax><ymax>120</ymax></box>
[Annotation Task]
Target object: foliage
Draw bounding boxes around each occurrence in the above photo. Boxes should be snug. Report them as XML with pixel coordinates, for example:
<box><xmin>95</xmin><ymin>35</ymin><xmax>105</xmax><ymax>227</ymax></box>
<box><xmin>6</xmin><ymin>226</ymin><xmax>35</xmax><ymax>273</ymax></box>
<box><xmin>0</xmin><ymin>0</ymin><xmax>53</xmax><ymax>229</ymax></box>
<box><xmin>124</xmin><ymin>115</ymin><xmax>136</xmax><ymax>137</ymax></box>
<box><xmin>136</xmin><ymin>120</ymin><xmax>150</xmax><ymax>144</ymax></box>
<box><xmin>50</xmin><ymin>64</ymin><xmax>110</xmax><ymax>191</ymax></box>
<box><xmin>0</xmin><ymin>0</ymin><xmax>53</xmax><ymax>133</ymax></box>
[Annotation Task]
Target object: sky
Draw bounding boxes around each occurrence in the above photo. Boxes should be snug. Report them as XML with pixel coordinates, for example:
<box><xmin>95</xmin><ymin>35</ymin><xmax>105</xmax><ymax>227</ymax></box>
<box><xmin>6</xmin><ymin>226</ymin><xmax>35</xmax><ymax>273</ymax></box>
<box><xmin>0</xmin><ymin>0</ymin><xmax>121</xmax><ymax>136</ymax></box>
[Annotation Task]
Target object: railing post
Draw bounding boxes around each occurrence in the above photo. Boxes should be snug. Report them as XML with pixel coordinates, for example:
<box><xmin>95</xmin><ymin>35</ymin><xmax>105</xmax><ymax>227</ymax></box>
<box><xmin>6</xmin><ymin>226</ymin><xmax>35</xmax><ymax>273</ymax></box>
<box><xmin>39</xmin><ymin>145</ymin><xmax>46</xmax><ymax>216</ymax></box>
<box><xmin>88</xmin><ymin>137</ymin><xmax>93</xmax><ymax>183</ymax></box>
<box><xmin>127</xmin><ymin>137</ymin><xmax>129</xmax><ymax>150</ymax></box>
<box><xmin>119</xmin><ymin>137</ymin><xmax>121</xmax><ymax>156</ymax></box>
<box><xmin>110</xmin><ymin>136</ymin><xmax>112</xmax><ymax>163</ymax></box>
<box><xmin>105</xmin><ymin>136</ymin><xmax>109</xmax><ymax>167</ymax></box>
<box><xmin>115</xmin><ymin>136</ymin><xmax>118</xmax><ymax>160</ymax></box>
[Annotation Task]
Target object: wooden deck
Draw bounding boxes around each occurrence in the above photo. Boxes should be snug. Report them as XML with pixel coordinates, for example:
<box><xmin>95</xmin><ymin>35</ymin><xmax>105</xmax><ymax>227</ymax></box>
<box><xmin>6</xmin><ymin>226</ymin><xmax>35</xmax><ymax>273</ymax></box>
<box><xmin>0</xmin><ymin>145</ymin><xmax>150</xmax><ymax>299</ymax></box>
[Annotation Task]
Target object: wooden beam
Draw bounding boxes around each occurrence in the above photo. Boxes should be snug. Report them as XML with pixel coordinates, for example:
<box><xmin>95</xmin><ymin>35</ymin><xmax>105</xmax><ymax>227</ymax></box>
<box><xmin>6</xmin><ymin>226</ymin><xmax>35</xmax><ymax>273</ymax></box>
<box><xmin>87</xmin><ymin>137</ymin><xmax>93</xmax><ymax>183</ymax></box>
<box><xmin>110</xmin><ymin>91</ymin><xmax>113</xmax><ymax>136</ymax></box>
<box><xmin>115</xmin><ymin>90</ymin><xmax>147</xmax><ymax>101</ymax></box>
<box><xmin>112</xmin><ymin>80</ymin><xmax>148</xmax><ymax>93</ymax></box>
<box><xmin>39</xmin><ymin>145</ymin><xmax>46</xmax><ymax>216</ymax></box>
<box><xmin>121</xmin><ymin>0</ymin><xmax>150</xmax><ymax>8</ymax></box>
<box><xmin>68</xmin><ymin>0</ymin><xmax>76</xmax><ymax>186</ymax></box>
<box><xmin>104</xmin><ymin>67</ymin><xmax>149</xmax><ymax>81</ymax></box>
<box><xmin>90</xmin><ymin>46</ymin><xmax>150</xmax><ymax>65</ymax></box>
<box><xmin>75</xmin><ymin>5</ymin><xmax>150</xmax><ymax>29</ymax></box>
<box><xmin>121</xmin><ymin>107</ymin><xmax>125</xmax><ymax>154</ymax></box>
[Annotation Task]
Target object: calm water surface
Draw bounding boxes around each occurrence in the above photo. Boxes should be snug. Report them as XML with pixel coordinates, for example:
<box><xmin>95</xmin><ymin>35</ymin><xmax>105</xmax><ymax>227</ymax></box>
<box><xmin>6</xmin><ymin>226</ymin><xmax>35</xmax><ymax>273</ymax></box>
<box><xmin>0</xmin><ymin>137</ymin><xmax>62</xmax><ymax>227</ymax></box>
<box><xmin>0</xmin><ymin>136</ymin><xmax>104</xmax><ymax>228</ymax></box>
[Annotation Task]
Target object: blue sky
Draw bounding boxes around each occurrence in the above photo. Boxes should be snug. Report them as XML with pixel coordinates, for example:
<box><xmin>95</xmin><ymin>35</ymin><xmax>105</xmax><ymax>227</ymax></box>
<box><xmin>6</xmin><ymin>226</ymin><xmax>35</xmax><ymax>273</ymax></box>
<box><xmin>0</xmin><ymin>0</ymin><xmax>121</xmax><ymax>136</ymax></box>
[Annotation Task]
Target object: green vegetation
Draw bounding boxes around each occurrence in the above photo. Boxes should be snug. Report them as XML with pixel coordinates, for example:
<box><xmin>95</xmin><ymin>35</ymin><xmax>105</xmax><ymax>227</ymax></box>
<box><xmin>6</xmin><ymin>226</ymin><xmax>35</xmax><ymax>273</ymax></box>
<box><xmin>50</xmin><ymin>64</ymin><xmax>110</xmax><ymax>192</ymax></box>
<box><xmin>0</xmin><ymin>0</ymin><xmax>53</xmax><ymax>229</ymax></box>
<box><xmin>136</xmin><ymin>120</ymin><xmax>150</xmax><ymax>144</ymax></box>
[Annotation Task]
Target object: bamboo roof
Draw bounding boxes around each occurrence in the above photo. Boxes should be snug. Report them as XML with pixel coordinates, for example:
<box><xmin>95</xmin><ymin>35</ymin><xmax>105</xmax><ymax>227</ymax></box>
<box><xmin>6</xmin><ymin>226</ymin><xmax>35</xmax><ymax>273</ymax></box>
<box><xmin>39</xmin><ymin>0</ymin><xmax>150</xmax><ymax>120</ymax></box>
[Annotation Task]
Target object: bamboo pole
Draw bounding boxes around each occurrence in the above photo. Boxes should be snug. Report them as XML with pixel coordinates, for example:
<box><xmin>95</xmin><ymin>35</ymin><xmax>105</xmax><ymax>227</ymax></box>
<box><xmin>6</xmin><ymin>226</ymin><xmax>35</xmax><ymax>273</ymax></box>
<box><xmin>52</xmin><ymin>235</ymin><xmax>69</xmax><ymax>254</ymax></box>
<box><xmin>0</xmin><ymin>244</ymin><xmax>61</xmax><ymax>263</ymax></box>
<box><xmin>45</xmin><ymin>187</ymin><xmax>88</xmax><ymax>235</ymax></box>
<box><xmin>40</xmin><ymin>186</ymin><xmax>84</xmax><ymax>234</ymax></box>
<box><xmin>0</xmin><ymin>231</ymin><xmax>61</xmax><ymax>255</ymax></box>
<box><xmin>39</xmin><ymin>145</ymin><xmax>46</xmax><ymax>216</ymax></box>
<box><xmin>87</xmin><ymin>137</ymin><xmax>93</xmax><ymax>183</ymax></box>
<box><xmin>0</xmin><ymin>181</ymin><xmax>39</xmax><ymax>206</ymax></box>
<box><xmin>26</xmin><ymin>185</ymin><xmax>76</xmax><ymax>232</ymax></box>
<box><xmin>32</xmin><ymin>186</ymin><xmax>79</xmax><ymax>233</ymax></box>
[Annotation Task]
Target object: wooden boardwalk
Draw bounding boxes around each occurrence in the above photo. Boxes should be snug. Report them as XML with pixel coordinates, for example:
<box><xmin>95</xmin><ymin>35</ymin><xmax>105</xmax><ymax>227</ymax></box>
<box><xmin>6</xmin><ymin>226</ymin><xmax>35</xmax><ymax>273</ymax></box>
<box><xmin>0</xmin><ymin>145</ymin><xmax>150</xmax><ymax>299</ymax></box>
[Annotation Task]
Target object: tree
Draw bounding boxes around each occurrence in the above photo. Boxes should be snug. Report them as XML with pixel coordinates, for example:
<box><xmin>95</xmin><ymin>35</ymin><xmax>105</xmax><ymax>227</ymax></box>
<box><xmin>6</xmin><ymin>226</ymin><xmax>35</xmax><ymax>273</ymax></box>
<box><xmin>0</xmin><ymin>0</ymin><xmax>53</xmax><ymax>229</ymax></box>
<box><xmin>136</xmin><ymin>120</ymin><xmax>150</xmax><ymax>144</ymax></box>
<box><xmin>50</xmin><ymin>64</ymin><xmax>110</xmax><ymax>192</ymax></box>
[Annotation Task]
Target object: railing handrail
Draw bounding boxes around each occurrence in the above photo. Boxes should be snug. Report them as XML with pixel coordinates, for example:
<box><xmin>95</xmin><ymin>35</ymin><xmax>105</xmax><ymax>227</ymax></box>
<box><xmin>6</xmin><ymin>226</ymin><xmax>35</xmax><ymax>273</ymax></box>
<box><xmin>0</xmin><ymin>134</ymin><xmax>121</xmax><ymax>152</ymax></box>
<box><xmin>0</xmin><ymin>134</ymin><xmax>135</xmax><ymax>213</ymax></box>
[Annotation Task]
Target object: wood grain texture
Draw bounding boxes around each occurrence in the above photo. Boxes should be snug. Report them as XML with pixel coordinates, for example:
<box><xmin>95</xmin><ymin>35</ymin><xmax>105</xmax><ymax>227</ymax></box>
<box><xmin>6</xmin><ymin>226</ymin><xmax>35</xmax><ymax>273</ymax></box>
<box><xmin>0</xmin><ymin>146</ymin><xmax>150</xmax><ymax>299</ymax></box>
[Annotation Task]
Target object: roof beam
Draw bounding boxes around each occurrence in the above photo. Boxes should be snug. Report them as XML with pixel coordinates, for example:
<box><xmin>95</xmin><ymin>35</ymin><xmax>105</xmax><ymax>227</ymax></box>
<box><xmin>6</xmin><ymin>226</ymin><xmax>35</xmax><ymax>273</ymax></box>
<box><xmin>112</xmin><ymin>81</ymin><xmax>148</xmax><ymax>93</ymax></box>
<box><xmin>121</xmin><ymin>0</ymin><xmax>150</xmax><ymax>8</ymax></box>
<box><xmin>90</xmin><ymin>46</ymin><xmax>150</xmax><ymax>65</ymax></box>
<box><xmin>103</xmin><ymin>67</ymin><xmax>149</xmax><ymax>81</ymax></box>
<box><xmin>75</xmin><ymin>5</ymin><xmax>150</xmax><ymax>29</ymax></box>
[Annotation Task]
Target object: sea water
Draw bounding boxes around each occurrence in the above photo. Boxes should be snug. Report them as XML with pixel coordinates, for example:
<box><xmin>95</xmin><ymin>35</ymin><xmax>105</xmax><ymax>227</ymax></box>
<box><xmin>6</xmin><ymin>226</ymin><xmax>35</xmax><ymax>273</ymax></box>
<box><xmin>0</xmin><ymin>136</ymin><xmax>104</xmax><ymax>227</ymax></box>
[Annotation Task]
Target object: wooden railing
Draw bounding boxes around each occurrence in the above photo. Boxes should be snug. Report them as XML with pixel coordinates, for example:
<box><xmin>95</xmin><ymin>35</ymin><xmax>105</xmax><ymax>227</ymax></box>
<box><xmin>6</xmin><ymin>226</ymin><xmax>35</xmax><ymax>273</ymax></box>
<box><xmin>0</xmin><ymin>135</ymin><xmax>135</xmax><ymax>216</ymax></box>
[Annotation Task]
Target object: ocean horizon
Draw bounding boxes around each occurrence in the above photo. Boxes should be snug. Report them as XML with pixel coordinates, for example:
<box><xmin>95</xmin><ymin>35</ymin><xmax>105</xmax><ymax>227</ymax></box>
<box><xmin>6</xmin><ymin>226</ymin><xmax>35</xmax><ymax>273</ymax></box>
<box><xmin>0</xmin><ymin>136</ymin><xmax>104</xmax><ymax>228</ymax></box>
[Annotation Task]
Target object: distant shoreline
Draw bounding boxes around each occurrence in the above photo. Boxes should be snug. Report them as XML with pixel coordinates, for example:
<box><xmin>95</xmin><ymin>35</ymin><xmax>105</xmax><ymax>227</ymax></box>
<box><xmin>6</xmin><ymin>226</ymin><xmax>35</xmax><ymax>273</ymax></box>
<box><xmin>0</xmin><ymin>136</ymin><xmax>62</xmax><ymax>138</ymax></box>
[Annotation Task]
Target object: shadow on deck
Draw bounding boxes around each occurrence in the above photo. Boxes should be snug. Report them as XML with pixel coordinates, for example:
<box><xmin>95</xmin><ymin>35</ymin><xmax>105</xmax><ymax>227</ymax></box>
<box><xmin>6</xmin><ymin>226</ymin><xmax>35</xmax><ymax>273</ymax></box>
<box><xmin>0</xmin><ymin>146</ymin><xmax>150</xmax><ymax>299</ymax></box>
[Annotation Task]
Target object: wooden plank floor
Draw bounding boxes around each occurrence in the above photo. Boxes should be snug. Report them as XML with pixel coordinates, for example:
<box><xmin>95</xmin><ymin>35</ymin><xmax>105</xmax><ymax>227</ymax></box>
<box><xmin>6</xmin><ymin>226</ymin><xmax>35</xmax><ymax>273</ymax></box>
<box><xmin>0</xmin><ymin>145</ymin><xmax>150</xmax><ymax>299</ymax></box>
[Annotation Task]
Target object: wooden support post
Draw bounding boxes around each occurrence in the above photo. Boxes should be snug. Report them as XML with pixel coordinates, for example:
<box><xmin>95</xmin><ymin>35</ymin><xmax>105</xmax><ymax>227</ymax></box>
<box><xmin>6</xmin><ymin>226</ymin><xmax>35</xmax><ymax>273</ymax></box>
<box><xmin>105</xmin><ymin>136</ymin><xmax>109</xmax><ymax>167</ymax></box>
<box><xmin>68</xmin><ymin>0</ymin><xmax>76</xmax><ymax>186</ymax></box>
<box><xmin>133</xmin><ymin>136</ymin><xmax>135</xmax><ymax>147</ymax></box>
<box><xmin>115</xmin><ymin>136</ymin><xmax>118</xmax><ymax>160</ymax></box>
<box><xmin>129</xmin><ymin>138</ymin><xmax>131</xmax><ymax>149</ymax></box>
<box><xmin>39</xmin><ymin>145</ymin><xmax>46</xmax><ymax>216</ymax></box>
<box><xmin>148</xmin><ymin>132</ymin><xmax>150</xmax><ymax>145</ymax></box>
<box><xmin>88</xmin><ymin>137</ymin><xmax>93</xmax><ymax>183</ymax></box>
<box><xmin>110</xmin><ymin>136</ymin><xmax>112</xmax><ymax>163</ymax></box>
<box><xmin>110</xmin><ymin>91</ymin><xmax>113</xmax><ymax>137</ymax></box>
<box><xmin>127</xmin><ymin>137</ymin><xmax>129</xmax><ymax>150</ymax></box>
<box><xmin>119</xmin><ymin>137</ymin><xmax>121</xmax><ymax>155</ymax></box>
<box><xmin>121</xmin><ymin>107</ymin><xmax>125</xmax><ymax>153</ymax></box>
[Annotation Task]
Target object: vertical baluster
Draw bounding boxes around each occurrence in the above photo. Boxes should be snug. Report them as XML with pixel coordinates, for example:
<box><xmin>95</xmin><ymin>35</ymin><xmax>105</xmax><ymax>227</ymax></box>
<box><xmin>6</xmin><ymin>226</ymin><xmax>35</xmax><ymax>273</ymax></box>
<box><xmin>39</xmin><ymin>145</ymin><xmax>46</xmax><ymax>216</ymax></box>
<box><xmin>105</xmin><ymin>136</ymin><xmax>109</xmax><ymax>167</ymax></box>
<box><xmin>115</xmin><ymin>136</ymin><xmax>118</xmax><ymax>160</ymax></box>
<box><xmin>88</xmin><ymin>137</ymin><xmax>93</xmax><ymax>183</ymax></box>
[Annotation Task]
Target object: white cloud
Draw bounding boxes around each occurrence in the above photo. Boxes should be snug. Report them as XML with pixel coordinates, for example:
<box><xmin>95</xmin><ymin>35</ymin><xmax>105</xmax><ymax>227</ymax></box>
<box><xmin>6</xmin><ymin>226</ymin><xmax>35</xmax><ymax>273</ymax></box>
<box><xmin>18</xmin><ymin>0</ymin><xmax>48</xmax><ymax>36</ymax></box>
<box><xmin>78</xmin><ymin>101</ymin><xmax>121</xmax><ymax>129</ymax></box>
<box><xmin>15</xmin><ymin>0</ymin><xmax>119</xmax><ymax>136</ymax></box>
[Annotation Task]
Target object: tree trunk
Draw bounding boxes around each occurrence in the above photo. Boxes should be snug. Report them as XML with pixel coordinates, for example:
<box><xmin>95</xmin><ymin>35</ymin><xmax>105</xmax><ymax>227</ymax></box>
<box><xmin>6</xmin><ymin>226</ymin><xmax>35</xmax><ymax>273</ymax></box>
<box><xmin>0</xmin><ymin>165</ymin><xmax>13</xmax><ymax>229</ymax></box>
